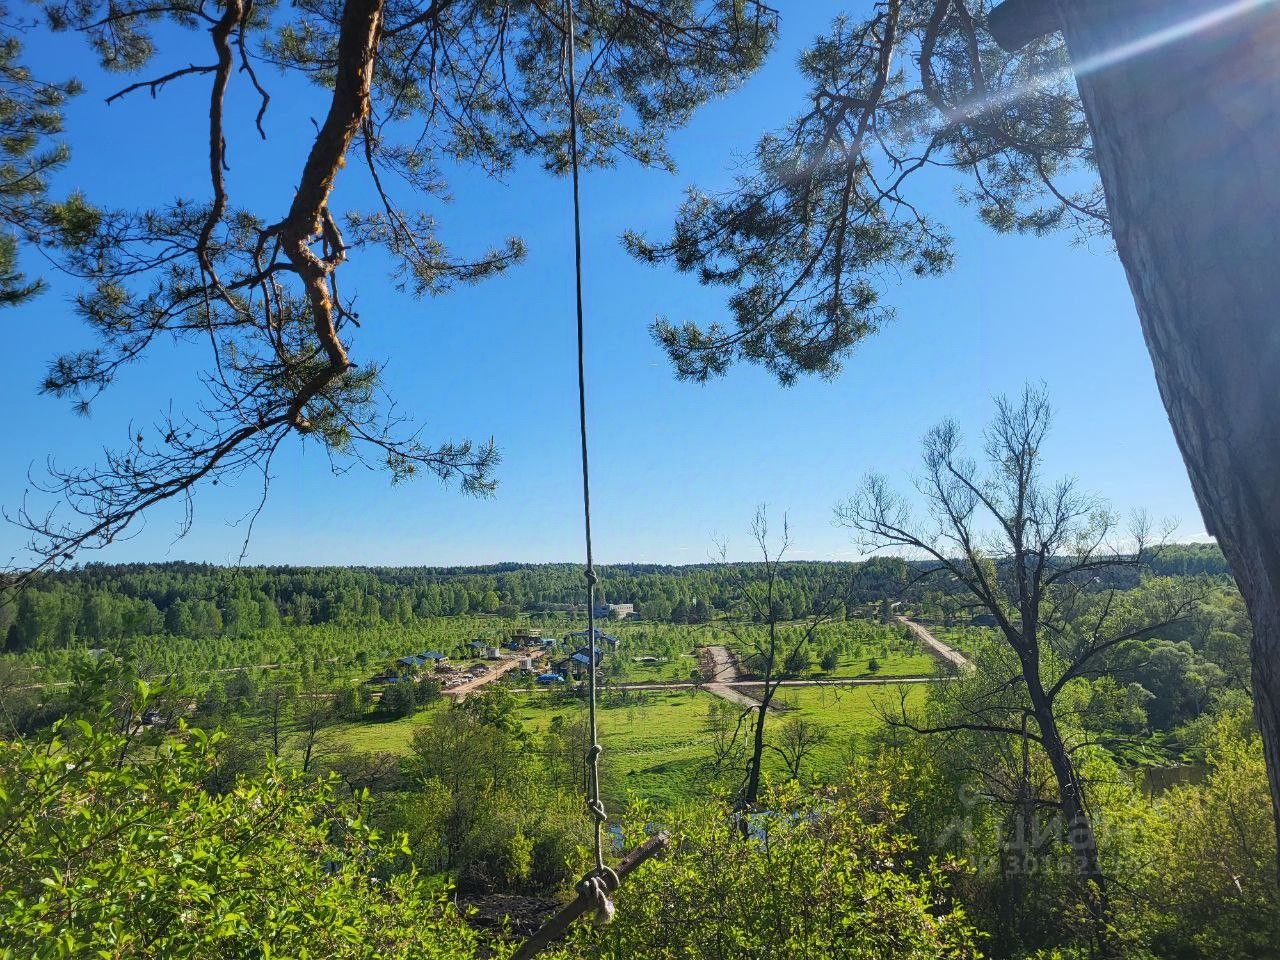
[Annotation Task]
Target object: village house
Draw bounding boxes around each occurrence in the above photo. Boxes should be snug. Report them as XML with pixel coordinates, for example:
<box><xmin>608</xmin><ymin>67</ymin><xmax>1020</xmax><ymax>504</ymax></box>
<box><xmin>394</xmin><ymin>651</ymin><xmax>448</xmax><ymax>676</ymax></box>
<box><xmin>552</xmin><ymin>644</ymin><xmax>605</xmax><ymax>680</ymax></box>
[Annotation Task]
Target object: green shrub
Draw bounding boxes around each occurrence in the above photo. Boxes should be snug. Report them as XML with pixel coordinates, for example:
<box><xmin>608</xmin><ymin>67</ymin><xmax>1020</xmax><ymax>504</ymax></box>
<box><xmin>456</xmin><ymin>819</ymin><xmax>535</xmax><ymax>894</ymax></box>
<box><xmin>1137</xmin><ymin>711</ymin><xmax>1280</xmax><ymax>959</ymax></box>
<box><xmin>403</xmin><ymin>702</ymin><xmax>589</xmax><ymax>895</ymax></box>
<box><xmin>0</xmin><ymin>720</ymin><xmax>481</xmax><ymax>959</ymax></box>
<box><xmin>579</xmin><ymin>782</ymin><xmax>981</xmax><ymax>959</ymax></box>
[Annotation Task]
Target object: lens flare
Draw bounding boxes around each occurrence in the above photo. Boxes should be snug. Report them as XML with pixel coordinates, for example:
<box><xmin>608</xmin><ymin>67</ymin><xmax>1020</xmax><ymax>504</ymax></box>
<box><xmin>1070</xmin><ymin>0</ymin><xmax>1277</xmax><ymax>78</ymax></box>
<box><xmin>963</xmin><ymin>0</ymin><xmax>1278</xmax><ymax>122</ymax></box>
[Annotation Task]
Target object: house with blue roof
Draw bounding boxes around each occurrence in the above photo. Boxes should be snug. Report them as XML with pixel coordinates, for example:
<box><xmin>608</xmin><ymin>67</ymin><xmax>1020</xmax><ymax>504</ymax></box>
<box><xmin>569</xmin><ymin>628</ymin><xmax>619</xmax><ymax>647</ymax></box>
<box><xmin>552</xmin><ymin>644</ymin><xmax>605</xmax><ymax>679</ymax></box>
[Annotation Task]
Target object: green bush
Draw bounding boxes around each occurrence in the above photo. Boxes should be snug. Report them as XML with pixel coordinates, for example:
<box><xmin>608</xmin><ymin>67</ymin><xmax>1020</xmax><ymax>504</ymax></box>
<box><xmin>402</xmin><ymin>701</ymin><xmax>590</xmax><ymax>895</ymax></box>
<box><xmin>456</xmin><ymin>819</ymin><xmax>535</xmax><ymax>894</ymax></box>
<box><xmin>578</xmin><ymin>782</ymin><xmax>981</xmax><ymax>959</ymax></box>
<box><xmin>782</xmin><ymin>646</ymin><xmax>813</xmax><ymax>675</ymax></box>
<box><xmin>1136</xmin><ymin>711</ymin><xmax>1280</xmax><ymax>959</ymax></box>
<box><xmin>0</xmin><ymin>719</ymin><xmax>482</xmax><ymax>959</ymax></box>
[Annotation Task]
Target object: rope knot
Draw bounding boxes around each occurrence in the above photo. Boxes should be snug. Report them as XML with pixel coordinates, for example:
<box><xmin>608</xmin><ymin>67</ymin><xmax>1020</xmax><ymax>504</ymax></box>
<box><xmin>585</xmin><ymin>743</ymin><xmax>603</xmax><ymax>763</ymax></box>
<box><xmin>586</xmin><ymin>798</ymin><xmax>607</xmax><ymax>822</ymax></box>
<box><xmin>578</xmin><ymin>868</ymin><xmax>620</xmax><ymax>926</ymax></box>
<box><xmin>583</xmin><ymin>566</ymin><xmax>598</xmax><ymax>586</ymax></box>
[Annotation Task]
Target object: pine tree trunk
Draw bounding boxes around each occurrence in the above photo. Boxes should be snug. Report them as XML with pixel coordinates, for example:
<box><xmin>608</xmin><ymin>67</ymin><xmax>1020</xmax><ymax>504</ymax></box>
<box><xmin>1052</xmin><ymin>0</ymin><xmax>1280</xmax><ymax>875</ymax></box>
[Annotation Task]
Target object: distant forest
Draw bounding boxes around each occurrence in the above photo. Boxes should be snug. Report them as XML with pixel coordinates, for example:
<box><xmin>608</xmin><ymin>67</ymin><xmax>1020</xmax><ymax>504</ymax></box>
<box><xmin>0</xmin><ymin>543</ymin><xmax>1230</xmax><ymax>651</ymax></box>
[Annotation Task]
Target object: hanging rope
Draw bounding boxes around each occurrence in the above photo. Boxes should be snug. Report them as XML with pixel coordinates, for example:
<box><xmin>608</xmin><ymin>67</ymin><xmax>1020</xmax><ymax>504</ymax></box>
<box><xmin>564</xmin><ymin>0</ymin><xmax>617</xmax><ymax>913</ymax></box>
<box><xmin>512</xmin><ymin>7</ymin><xmax>676</xmax><ymax>956</ymax></box>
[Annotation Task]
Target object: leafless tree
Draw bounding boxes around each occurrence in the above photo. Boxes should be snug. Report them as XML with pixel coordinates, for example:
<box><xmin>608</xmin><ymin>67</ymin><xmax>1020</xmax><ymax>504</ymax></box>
<box><xmin>837</xmin><ymin>384</ymin><xmax>1197</xmax><ymax>955</ymax></box>
<box><xmin>292</xmin><ymin>684</ymin><xmax>335</xmax><ymax>775</ymax></box>
<box><xmin>716</xmin><ymin>506</ymin><xmax>844</xmax><ymax>809</ymax></box>
<box><xmin>326</xmin><ymin>747</ymin><xmax>403</xmax><ymax>796</ymax></box>
<box><xmin>704</xmin><ymin>697</ymin><xmax>749</xmax><ymax>777</ymax></box>
<box><xmin>629</xmin><ymin>0</ymin><xmax>1280</xmax><ymax>870</ymax></box>
<box><xmin>255</xmin><ymin>677</ymin><xmax>296</xmax><ymax>760</ymax></box>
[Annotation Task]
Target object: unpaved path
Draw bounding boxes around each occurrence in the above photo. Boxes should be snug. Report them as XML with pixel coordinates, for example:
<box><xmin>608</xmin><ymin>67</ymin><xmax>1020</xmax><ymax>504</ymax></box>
<box><xmin>444</xmin><ymin>655</ymin><xmax>537</xmax><ymax>699</ymax></box>
<box><xmin>701</xmin><ymin>646</ymin><xmax>775</xmax><ymax>711</ymax></box>
<box><xmin>898</xmin><ymin>617</ymin><xmax>972</xmax><ymax>672</ymax></box>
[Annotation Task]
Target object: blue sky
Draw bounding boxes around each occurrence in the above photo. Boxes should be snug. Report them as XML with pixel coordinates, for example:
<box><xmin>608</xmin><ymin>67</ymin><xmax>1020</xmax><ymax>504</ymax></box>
<box><xmin>0</xmin><ymin>2</ymin><xmax>1207</xmax><ymax>567</ymax></box>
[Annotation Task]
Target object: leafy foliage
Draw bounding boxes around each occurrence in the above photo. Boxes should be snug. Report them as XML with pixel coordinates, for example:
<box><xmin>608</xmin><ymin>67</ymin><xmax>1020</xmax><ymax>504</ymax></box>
<box><xmin>10</xmin><ymin>0</ymin><xmax>776</xmax><ymax>574</ymax></box>
<box><xmin>1137</xmin><ymin>711</ymin><xmax>1280</xmax><ymax>959</ymax></box>
<box><xmin>631</xmin><ymin>1</ymin><xmax>1103</xmax><ymax>382</ymax></box>
<box><xmin>393</xmin><ymin>690</ymin><xmax>590</xmax><ymax>894</ymax></box>
<box><xmin>580</xmin><ymin>780</ymin><xmax>981</xmax><ymax>959</ymax></box>
<box><xmin>0</xmin><ymin>716</ymin><xmax>484</xmax><ymax>959</ymax></box>
<box><xmin>0</xmin><ymin>11</ymin><xmax>80</xmax><ymax>307</ymax></box>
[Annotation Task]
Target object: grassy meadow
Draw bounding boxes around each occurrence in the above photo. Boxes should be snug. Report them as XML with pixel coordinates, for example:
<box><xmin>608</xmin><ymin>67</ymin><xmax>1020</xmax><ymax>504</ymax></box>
<box><xmin>331</xmin><ymin>680</ymin><xmax>930</xmax><ymax>808</ymax></box>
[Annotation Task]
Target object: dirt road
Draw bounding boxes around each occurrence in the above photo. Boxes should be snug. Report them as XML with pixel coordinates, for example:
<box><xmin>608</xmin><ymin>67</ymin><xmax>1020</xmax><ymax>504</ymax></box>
<box><xmin>898</xmin><ymin>617</ymin><xmax>972</xmax><ymax>672</ymax></box>
<box><xmin>443</xmin><ymin>655</ymin><xmax>537</xmax><ymax>699</ymax></box>
<box><xmin>701</xmin><ymin>646</ymin><xmax>774</xmax><ymax>711</ymax></box>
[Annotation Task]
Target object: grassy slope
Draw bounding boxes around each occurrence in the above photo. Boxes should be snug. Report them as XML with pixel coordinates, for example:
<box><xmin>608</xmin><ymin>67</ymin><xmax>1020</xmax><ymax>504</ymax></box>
<box><xmin>518</xmin><ymin>688</ymin><xmax>710</xmax><ymax>808</ymax></box>
<box><xmin>769</xmin><ymin>684</ymin><xmax>928</xmax><ymax>776</ymax></box>
<box><xmin>332</xmin><ymin>683</ymin><xmax>930</xmax><ymax>809</ymax></box>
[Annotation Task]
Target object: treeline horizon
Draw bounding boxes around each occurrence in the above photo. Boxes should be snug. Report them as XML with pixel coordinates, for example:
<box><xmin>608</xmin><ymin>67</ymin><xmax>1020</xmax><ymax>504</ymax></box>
<box><xmin>12</xmin><ymin>538</ymin><xmax>1232</xmax><ymax>579</ymax></box>
<box><xmin>0</xmin><ymin>543</ymin><xmax>1232</xmax><ymax>652</ymax></box>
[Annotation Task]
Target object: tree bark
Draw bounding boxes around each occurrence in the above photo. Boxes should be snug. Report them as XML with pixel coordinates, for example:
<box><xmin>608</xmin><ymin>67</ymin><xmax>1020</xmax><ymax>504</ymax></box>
<box><xmin>742</xmin><ymin>669</ymin><xmax>773</xmax><ymax>807</ymax></box>
<box><xmin>279</xmin><ymin>0</ymin><xmax>386</xmax><ymax>423</ymax></box>
<box><xmin>1052</xmin><ymin>0</ymin><xmax>1280</xmax><ymax>876</ymax></box>
<box><xmin>1024</xmin><ymin>654</ymin><xmax>1116</xmax><ymax>955</ymax></box>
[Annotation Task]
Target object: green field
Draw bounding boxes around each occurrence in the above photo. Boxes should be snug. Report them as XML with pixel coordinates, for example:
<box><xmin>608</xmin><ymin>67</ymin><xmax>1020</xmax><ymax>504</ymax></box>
<box><xmin>768</xmin><ymin>683</ymin><xmax>928</xmax><ymax>773</ymax></box>
<box><xmin>607</xmin><ymin>653</ymin><xmax>702</xmax><ymax>683</ymax></box>
<box><xmin>815</xmin><ymin>649</ymin><xmax>937</xmax><ymax>678</ymax></box>
<box><xmin>919</xmin><ymin>625</ymin><xmax>993</xmax><ymax>662</ymax></box>
<box><xmin>320</xmin><ymin>615</ymin><xmax>944</xmax><ymax>809</ymax></box>
<box><xmin>329</xmin><ymin>705</ymin><xmax>446</xmax><ymax>754</ymax></box>
<box><xmin>331</xmin><ymin>680</ymin><xmax>930</xmax><ymax>808</ymax></box>
<box><xmin>711</xmin><ymin>619</ymin><xmax>938</xmax><ymax>680</ymax></box>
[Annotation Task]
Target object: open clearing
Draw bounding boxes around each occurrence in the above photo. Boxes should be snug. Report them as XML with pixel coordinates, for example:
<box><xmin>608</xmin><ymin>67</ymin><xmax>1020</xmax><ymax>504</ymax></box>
<box><xmin>332</xmin><ymin>681</ymin><xmax>928</xmax><ymax>807</ymax></box>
